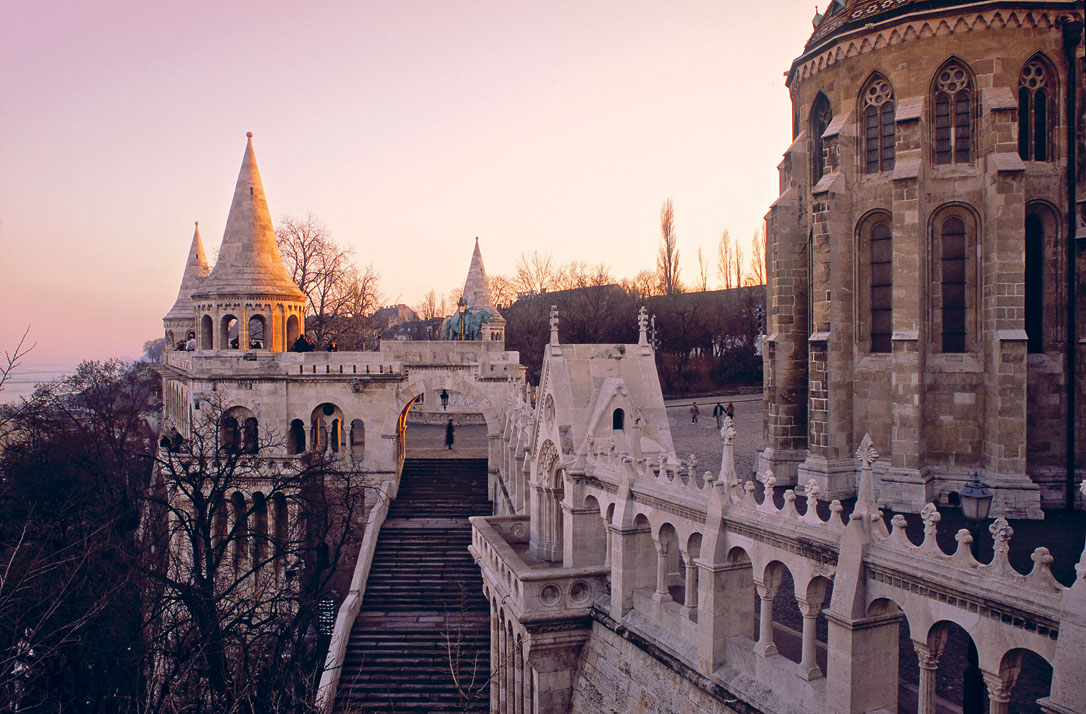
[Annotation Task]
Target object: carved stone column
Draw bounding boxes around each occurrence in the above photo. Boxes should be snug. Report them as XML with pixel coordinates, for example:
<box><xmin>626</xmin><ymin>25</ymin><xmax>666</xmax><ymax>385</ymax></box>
<box><xmin>490</xmin><ymin>603</ymin><xmax>499</xmax><ymax>713</ymax></box>
<box><xmin>497</xmin><ymin>617</ymin><xmax>507</xmax><ymax>712</ymax></box>
<box><xmin>753</xmin><ymin>581</ymin><xmax>779</xmax><ymax>657</ymax></box>
<box><xmin>513</xmin><ymin>634</ymin><xmax>523</xmax><ymax>714</ymax></box>
<box><xmin>912</xmin><ymin>641</ymin><xmax>942</xmax><ymax>714</ymax></box>
<box><xmin>681</xmin><ymin>551</ymin><xmax>698</xmax><ymax>619</ymax></box>
<box><xmin>652</xmin><ymin>538</ymin><xmax>671</xmax><ymax>603</ymax></box>
<box><xmin>796</xmin><ymin>598</ymin><xmax>823</xmax><ymax>680</ymax></box>
<box><xmin>982</xmin><ymin>671</ymin><xmax>1013</xmax><ymax>714</ymax></box>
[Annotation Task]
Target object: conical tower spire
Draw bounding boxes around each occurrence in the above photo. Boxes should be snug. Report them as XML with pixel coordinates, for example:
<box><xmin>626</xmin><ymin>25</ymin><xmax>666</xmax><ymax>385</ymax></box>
<box><xmin>461</xmin><ymin>236</ymin><xmax>497</xmax><ymax>312</ymax></box>
<box><xmin>192</xmin><ymin>132</ymin><xmax>304</xmax><ymax>300</ymax></box>
<box><xmin>164</xmin><ymin>221</ymin><xmax>211</xmax><ymax>323</ymax></box>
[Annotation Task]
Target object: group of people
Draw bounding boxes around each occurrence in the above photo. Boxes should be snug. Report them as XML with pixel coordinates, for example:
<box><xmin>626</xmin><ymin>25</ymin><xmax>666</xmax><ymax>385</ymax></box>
<box><xmin>175</xmin><ymin>332</ymin><xmax>197</xmax><ymax>351</ymax></box>
<box><xmin>291</xmin><ymin>334</ymin><xmax>339</xmax><ymax>352</ymax></box>
<box><xmin>690</xmin><ymin>400</ymin><xmax>735</xmax><ymax>428</ymax></box>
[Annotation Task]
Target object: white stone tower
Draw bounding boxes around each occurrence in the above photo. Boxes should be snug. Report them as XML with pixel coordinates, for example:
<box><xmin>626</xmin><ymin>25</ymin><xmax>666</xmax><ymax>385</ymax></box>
<box><xmin>162</xmin><ymin>221</ymin><xmax>210</xmax><ymax>348</ymax></box>
<box><xmin>189</xmin><ymin>132</ymin><xmax>306</xmax><ymax>352</ymax></box>
<box><xmin>459</xmin><ymin>237</ymin><xmax>506</xmax><ymax>343</ymax></box>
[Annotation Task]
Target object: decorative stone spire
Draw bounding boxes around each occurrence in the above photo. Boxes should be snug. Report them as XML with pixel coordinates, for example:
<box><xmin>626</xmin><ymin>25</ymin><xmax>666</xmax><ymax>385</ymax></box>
<box><xmin>192</xmin><ymin>132</ymin><xmax>304</xmax><ymax>300</ymax></box>
<box><xmin>461</xmin><ymin>237</ymin><xmax>497</xmax><ymax>312</ymax></box>
<box><xmin>163</xmin><ymin>221</ymin><xmax>210</xmax><ymax>325</ymax></box>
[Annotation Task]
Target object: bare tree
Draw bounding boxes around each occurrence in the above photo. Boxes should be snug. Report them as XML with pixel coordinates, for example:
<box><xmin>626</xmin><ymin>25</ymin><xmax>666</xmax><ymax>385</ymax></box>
<box><xmin>277</xmin><ymin>213</ymin><xmax>378</xmax><ymax>348</ymax></box>
<box><xmin>143</xmin><ymin>337</ymin><xmax>167</xmax><ymax>364</ymax></box>
<box><xmin>716</xmin><ymin>229</ymin><xmax>735</xmax><ymax>290</ymax></box>
<box><xmin>417</xmin><ymin>290</ymin><xmax>447</xmax><ymax>321</ymax></box>
<box><xmin>730</xmin><ymin>239</ymin><xmax>745</xmax><ymax>290</ymax></box>
<box><xmin>696</xmin><ymin>247</ymin><xmax>709</xmax><ymax>292</ymax></box>
<box><xmin>512</xmin><ymin>251</ymin><xmax>559</xmax><ymax>295</ymax></box>
<box><xmin>656</xmin><ymin>199</ymin><xmax>681</xmax><ymax>295</ymax></box>
<box><xmin>143</xmin><ymin>396</ymin><xmax>371</xmax><ymax>713</ymax></box>
<box><xmin>487</xmin><ymin>275</ymin><xmax>516</xmax><ymax>309</ymax></box>
<box><xmin>748</xmin><ymin>223</ymin><xmax>767</xmax><ymax>286</ymax></box>
<box><xmin>620</xmin><ymin>270</ymin><xmax>659</xmax><ymax>303</ymax></box>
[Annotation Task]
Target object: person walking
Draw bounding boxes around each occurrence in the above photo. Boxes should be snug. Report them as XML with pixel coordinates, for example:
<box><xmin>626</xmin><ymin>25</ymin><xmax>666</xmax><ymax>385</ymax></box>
<box><xmin>690</xmin><ymin>402</ymin><xmax>699</xmax><ymax>424</ymax></box>
<box><xmin>726</xmin><ymin>401</ymin><xmax>735</xmax><ymax>420</ymax></box>
<box><xmin>712</xmin><ymin>402</ymin><xmax>725</xmax><ymax>428</ymax></box>
<box><xmin>445</xmin><ymin>418</ymin><xmax>455</xmax><ymax>450</ymax></box>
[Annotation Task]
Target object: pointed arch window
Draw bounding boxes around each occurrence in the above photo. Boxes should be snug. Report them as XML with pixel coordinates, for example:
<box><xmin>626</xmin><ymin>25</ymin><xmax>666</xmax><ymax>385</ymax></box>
<box><xmin>940</xmin><ymin>217</ymin><xmax>968</xmax><ymax>352</ymax></box>
<box><xmin>861</xmin><ymin>76</ymin><xmax>895</xmax><ymax>173</ymax></box>
<box><xmin>933</xmin><ymin>61</ymin><xmax>973</xmax><ymax>164</ymax></box>
<box><xmin>811</xmin><ymin>94</ymin><xmax>833</xmax><ymax>182</ymax></box>
<box><xmin>869</xmin><ymin>222</ymin><xmax>893</xmax><ymax>352</ymax></box>
<box><xmin>1019</xmin><ymin>58</ymin><xmax>1053</xmax><ymax>161</ymax></box>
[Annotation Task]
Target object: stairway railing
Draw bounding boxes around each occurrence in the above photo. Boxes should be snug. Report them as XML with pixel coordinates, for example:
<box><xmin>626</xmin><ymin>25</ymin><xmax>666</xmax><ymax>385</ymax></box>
<box><xmin>316</xmin><ymin>479</ymin><xmax>393</xmax><ymax>713</ymax></box>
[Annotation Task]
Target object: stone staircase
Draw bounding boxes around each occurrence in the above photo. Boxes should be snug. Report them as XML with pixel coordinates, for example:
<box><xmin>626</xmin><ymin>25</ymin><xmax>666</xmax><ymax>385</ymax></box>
<box><xmin>333</xmin><ymin>458</ymin><xmax>492</xmax><ymax>713</ymax></box>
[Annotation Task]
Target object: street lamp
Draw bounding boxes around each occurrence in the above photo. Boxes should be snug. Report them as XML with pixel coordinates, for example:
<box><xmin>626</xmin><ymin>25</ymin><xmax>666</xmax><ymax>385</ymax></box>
<box><xmin>458</xmin><ymin>297</ymin><xmax>467</xmax><ymax>341</ymax></box>
<box><xmin>958</xmin><ymin>472</ymin><xmax>993</xmax><ymax>560</ymax></box>
<box><xmin>959</xmin><ymin>472</ymin><xmax>993</xmax><ymax>522</ymax></box>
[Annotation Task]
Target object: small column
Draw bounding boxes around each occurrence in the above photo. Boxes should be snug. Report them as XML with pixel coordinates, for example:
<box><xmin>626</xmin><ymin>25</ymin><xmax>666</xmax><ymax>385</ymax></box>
<box><xmin>520</xmin><ymin>642</ymin><xmax>531</xmax><ymax>714</ymax></box>
<box><xmin>506</xmin><ymin>626</ymin><xmax>515</xmax><ymax>714</ymax></box>
<box><xmin>490</xmin><ymin>604</ymin><xmax>499</xmax><ymax>713</ymax></box>
<box><xmin>681</xmin><ymin>552</ymin><xmax>697</xmax><ymax>618</ymax></box>
<box><xmin>754</xmin><ymin>581</ymin><xmax>779</xmax><ymax>657</ymax></box>
<box><xmin>513</xmin><ymin>635</ymin><xmax>523</xmax><ymax>714</ymax></box>
<box><xmin>652</xmin><ymin>539</ymin><xmax>671</xmax><ymax>603</ymax></box>
<box><xmin>983</xmin><ymin>671</ymin><xmax>1012</xmax><ymax>714</ymax></box>
<box><xmin>498</xmin><ymin>618</ymin><xmax>507</xmax><ymax>712</ymax></box>
<box><xmin>796</xmin><ymin>598</ymin><xmax>823</xmax><ymax>680</ymax></box>
<box><xmin>912</xmin><ymin>641</ymin><xmax>941</xmax><ymax>714</ymax></box>
<box><xmin>603</xmin><ymin>523</ymin><xmax>612</xmax><ymax>567</ymax></box>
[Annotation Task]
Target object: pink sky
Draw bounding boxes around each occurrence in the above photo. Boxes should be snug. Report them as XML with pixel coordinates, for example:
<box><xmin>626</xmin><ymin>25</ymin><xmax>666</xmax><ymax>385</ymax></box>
<box><xmin>1</xmin><ymin>1</ymin><xmax>815</xmax><ymax>368</ymax></box>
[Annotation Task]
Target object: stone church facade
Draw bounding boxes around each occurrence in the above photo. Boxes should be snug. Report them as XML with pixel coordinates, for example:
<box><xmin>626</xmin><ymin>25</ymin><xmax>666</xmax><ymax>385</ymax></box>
<box><xmin>760</xmin><ymin>0</ymin><xmax>1085</xmax><ymax>518</ymax></box>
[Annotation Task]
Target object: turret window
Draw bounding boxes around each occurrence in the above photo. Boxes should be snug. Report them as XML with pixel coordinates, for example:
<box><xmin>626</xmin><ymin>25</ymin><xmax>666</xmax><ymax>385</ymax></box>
<box><xmin>940</xmin><ymin>216</ymin><xmax>968</xmax><ymax>352</ymax></box>
<box><xmin>869</xmin><ymin>222</ymin><xmax>893</xmax><ymax>352</ymax></box>
<box><xmin>1019</xmin><ymin>58</ymin><xmax>1054</xmax><ymax>162</ymax></box>
<box><xmin>861</xmin><ymin>76</ymin><xmax>895</xmax><ymax>173</ymax></box>
<box><xmin>933</xmin><ymin>61</ymin><xmax>973</xmax><ymax>165</ymax></box>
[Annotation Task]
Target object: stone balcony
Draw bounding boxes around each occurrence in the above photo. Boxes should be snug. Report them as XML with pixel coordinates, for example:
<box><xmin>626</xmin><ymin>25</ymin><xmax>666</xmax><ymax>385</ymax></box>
<box><xmin>469</xmin><ymin>515</ymin><xmax>608</xmax><ymax>626</ymax></box>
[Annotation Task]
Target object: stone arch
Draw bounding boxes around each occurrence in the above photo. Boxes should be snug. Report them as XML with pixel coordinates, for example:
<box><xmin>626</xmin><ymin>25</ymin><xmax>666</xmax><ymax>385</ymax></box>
<box><xmin>856</xmin><ymin>71</ymin><xmax>896</xmax><ymax>174</ymax></box>
<box><xmin>350</xmin><ymin>419</ymin><xmax>365</xmax><ymax>455</ymax></box>
<box><xmin>810</xmin><ymin>91</ymin><xmax>833</xmax><ymax>183</ymax></box>
<box><xmin>247</xmin><ymin>313</ymin><xmax>266</xmax><ymax>349</ymax></box>
<box><xmin>288</xmin><ymin>419</ymin><xmax>306</xmax><ymax>454</ymax></box>
<box><xmin>222</xmin><ymin>406</ymin><xmax>256</xmax><ymax>454</ymax></box>
<box><xmin>286</xmin><ymin>313</ymin><xmax>300</xmax><ymax>347</ymax></box>
<box><xmin>310</xmin><ymin>402</ymin><xmax>344</xmax><ymax>453</ymax></box>
<box><xmin>994</xmin><ymin>647</ymin><xmax>1053</xmax><ymax>711</ymax></box>
<box><xmin>927</xmin><ymin>619</ymin><xmax>986</xmax><ymax>713</ymax></box>
<box><xmin>221</xmin><ymin>313</ymin><xmax>240</xmax><ymax>349</ymax></box>
<box><xmin>200</xmin><ymin>313</ymin><xmax>214</xmax><ymax>350</ymax></box>
<box><xmin>532</xmin><ymin>439</ymin><xmax>564</xmax><ymax>563</ymax></box>
<box><xmin>758</xmin><ymin>560</ymin><xmax>801</xmax><ymax>663</ymax></box>
<box><xmin>250</xmin><ymin>492</ymin><xmax>268</xmax><ymax>564</ymax></box>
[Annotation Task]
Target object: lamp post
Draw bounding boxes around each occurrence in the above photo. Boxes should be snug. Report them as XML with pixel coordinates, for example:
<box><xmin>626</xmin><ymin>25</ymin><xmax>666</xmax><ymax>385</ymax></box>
<box><xmin>458</xmin><ymin>297</ymin><xmax>466</xmax><ymax>341</ymax></box>
<box><xmin>958</xmin><ymin>472</ymin><xmax>993</xmax><ymax>558</ymax></box>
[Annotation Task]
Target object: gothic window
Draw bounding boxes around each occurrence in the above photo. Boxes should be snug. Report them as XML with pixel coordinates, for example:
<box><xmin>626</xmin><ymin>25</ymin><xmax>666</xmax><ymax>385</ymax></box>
<box><xmin>612</xmin><ymin>408</ymin><xmax>625</xmax><ymax>431</ymax></box>
<box><xmin>933</xmin><ymin>61</ymin><xmax>973</xmax><ymax>164</ymax></box>
<box><xmin>1025</xmin><ymin>213</ymin><xmax>1044</xmax><ymax>353</ymax></box>
<box><xmin>869</xmin><ymin>222</ymin><xmax>893</xmax><ymax>352</ymax></box>
<box><xmin>1019</xmin><ymin>57</ymin><xmax>1054</xmax><ymax>161</ymax></box>
<box><xmin>350</xmin><ymin>419</ymin><xmax>365</xmax><ymax>454</ymax></box>
<box><xmin>940</xmin><ymin>216</ymin><xmax>968</xmax><ymax>352</ymax></box>
<box><xmin>288</xmin><ymin>419</ymin><xmax>306</xmax><ymax>454</ymax></box>
<box><xmin>811</xmin><ymin>93</ymin><xmax>833</xmax><ymax>182</ymax></box>
<box><xmin>861</xmin><ymin>76</ymin><xmax>896</xmax><ymax>173</ymax></box>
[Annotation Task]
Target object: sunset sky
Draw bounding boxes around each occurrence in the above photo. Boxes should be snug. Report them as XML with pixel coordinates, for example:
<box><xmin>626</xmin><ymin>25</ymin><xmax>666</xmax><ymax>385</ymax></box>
<box><xmin>1</xmin><ymin>1</ymin><xmax>815</xmax><ymax>373</ymax></box>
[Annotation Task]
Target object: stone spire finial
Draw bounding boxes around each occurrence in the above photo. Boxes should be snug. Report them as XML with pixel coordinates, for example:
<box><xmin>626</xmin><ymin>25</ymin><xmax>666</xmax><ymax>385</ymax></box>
<box><xmin>549</xmin><ymin>305</ymin><xmax>560</xmax><ymax>345</ymax></box>
<box><xmin>637</xmin><ymin>306</ymin><xmax>649</xmax><ymax>346</ymax></box>
<box><xmin>852</xmin><ymin>433</ymin><xmax>880</xmax><ymax>523</ymax></box>
<box><xmin>163</xmin><ymin>221</ymin><xmax>211</xmax><ymax>324</ymax></box>
<box><xmin>461</xmin><ymin>236</ymin><xmax>497</xmax><ymax>312</ymax></box>
<box><xmin>191</xmin><ymin>133</ymin><xmax>304</xmax><ymax>301</ymax></box>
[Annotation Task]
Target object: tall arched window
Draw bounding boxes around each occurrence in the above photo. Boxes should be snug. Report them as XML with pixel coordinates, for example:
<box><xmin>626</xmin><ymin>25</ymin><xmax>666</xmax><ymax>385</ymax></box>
<box><xmin>940</xmin><ymin>217</ymin><xmax>968</xmax><ymax>352</ymax></box>
<box><xmin>612</xmin><ymin>408</ymin><xmax>625</xmax><ymax>431</ymax></box>
<box><xmin>1019</xmin><ymin>57</ymin><xmax>1054</xmax><ymax>161</ymax></box>
<box><xmin>811</xmin><ymin>93</ymin><xmax>833</xmax><ymax>182</ymax></box>
<box><xmin>242</xmin><ymin>417</ymin><xmax>259</xmax><ymax>454</ymax></box>
<box><xmin>933</xmin><ymin>61</ymin><xmax>974</xmax><ymax>164</ymax></box>
<box><xmin>350</xmin><ymin>419</ymin><xmax>365</xmax><ymax>454</ymax></box>
<box><xmin>1025</xmin><ymin>213</ymin><xmax>1045</xmax><ymax>353</ymax></box>
<box><xmin>230</xmin><ymin>491</ymin><xmax>248</xmax><ymax>573</ymax></box>
<box><xmin>869</xmin><ymin>222</ymin><xmax>893</xmax><ymax>352</ymax></box>
<box><xmin>288</xmin><ymin>419</ymin><xmax>306</xmax><ymax>454</ymax></box>
<box><xmin>861</xmin><ymin>75</ymin><xmax>896</xmax><ymax>173</ymax></box>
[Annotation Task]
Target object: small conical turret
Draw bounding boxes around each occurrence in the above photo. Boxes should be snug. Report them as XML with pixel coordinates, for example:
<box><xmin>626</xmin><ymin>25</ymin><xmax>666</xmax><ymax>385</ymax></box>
<box><xmin>462</xmin><ymin>236</ymin><xmax>497</xmax><ymax>312</ymax></box>
<box><xmin>192</xmin><ymin>132</ymin><xmax>304</xmax><ymax>300</ymax></box>
<box><xmin>163</xmin><ymin>221</ymin><xmax>211</xmax><ymax>344</ymax></box>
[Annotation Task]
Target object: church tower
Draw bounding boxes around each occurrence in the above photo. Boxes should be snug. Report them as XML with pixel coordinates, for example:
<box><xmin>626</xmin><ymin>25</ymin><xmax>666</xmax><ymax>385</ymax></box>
<box><xmin>190</xmin><ymin>132</ymin><xmax>305</xmax><ymax>352</ymax></box>
<box><xmin>162</xmin><ymin>221</ymin><xmax>210</xmax><ymax>348</ymax></box>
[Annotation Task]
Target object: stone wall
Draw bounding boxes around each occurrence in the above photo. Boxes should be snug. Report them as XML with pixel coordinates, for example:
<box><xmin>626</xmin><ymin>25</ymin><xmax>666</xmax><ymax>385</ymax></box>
<box><xmin>569</xmin><ymin>620</ymin><xmax>744</xmax><ymax>714</ymax></box>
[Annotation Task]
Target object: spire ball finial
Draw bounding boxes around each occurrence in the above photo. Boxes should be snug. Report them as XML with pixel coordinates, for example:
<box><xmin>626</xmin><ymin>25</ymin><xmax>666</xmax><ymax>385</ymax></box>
<box><xmin>194</xmin><ymin>220</ymin><xmax>199</xmax><ymax>226</ymax></box>
<box><xmin>246</xmin><ymin>131</ymin><xmax>253</xmax><ymax>138</ymax></box>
